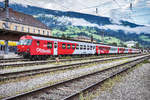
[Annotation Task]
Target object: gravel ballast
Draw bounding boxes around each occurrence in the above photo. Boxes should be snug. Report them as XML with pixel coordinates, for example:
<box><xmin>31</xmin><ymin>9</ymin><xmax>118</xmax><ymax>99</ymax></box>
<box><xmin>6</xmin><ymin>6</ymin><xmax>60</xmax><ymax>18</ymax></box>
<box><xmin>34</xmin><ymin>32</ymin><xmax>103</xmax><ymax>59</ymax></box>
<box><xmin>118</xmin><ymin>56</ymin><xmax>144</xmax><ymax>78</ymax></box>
<box><xmin>0</xmin><ymin>56</ymin><xmax>148</xmax><ymax>99</ymax></box>
<box><xmin>94</xmin><ymin>60</ymin><xmax>150</xmax><ymax>100</ymax></box>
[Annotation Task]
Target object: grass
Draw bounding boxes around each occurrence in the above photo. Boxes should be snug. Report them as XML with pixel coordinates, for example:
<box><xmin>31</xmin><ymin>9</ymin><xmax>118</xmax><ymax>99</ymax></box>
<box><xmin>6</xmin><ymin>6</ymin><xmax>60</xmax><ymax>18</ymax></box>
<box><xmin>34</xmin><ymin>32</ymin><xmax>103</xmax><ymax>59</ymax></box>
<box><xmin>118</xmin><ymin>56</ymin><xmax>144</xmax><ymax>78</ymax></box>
<box><xmin>141</xmin><ymin>59</ymin><xmax>150</xmax><ymax>64</ymax></box>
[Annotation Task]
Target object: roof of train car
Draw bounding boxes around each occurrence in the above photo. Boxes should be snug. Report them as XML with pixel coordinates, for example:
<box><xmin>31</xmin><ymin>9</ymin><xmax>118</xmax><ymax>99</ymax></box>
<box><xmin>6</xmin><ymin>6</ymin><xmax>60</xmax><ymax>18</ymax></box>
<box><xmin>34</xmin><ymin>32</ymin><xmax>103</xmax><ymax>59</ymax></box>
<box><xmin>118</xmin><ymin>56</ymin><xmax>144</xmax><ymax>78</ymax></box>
<box><xmin>21</xmin><ymin>35</ymin><xmax>137</xmax><ymax>50</ymax></box>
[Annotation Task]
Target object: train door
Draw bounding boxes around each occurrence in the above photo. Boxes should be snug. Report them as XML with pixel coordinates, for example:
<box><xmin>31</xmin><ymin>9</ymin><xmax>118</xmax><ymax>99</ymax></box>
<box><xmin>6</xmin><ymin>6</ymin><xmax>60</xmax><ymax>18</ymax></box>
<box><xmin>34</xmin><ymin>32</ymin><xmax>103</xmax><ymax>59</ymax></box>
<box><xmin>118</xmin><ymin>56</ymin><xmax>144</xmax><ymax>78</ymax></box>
<box><xmin>54</xmin><ymin>41</ymin><xmax>58</xmax><ymax>55</ymax></box>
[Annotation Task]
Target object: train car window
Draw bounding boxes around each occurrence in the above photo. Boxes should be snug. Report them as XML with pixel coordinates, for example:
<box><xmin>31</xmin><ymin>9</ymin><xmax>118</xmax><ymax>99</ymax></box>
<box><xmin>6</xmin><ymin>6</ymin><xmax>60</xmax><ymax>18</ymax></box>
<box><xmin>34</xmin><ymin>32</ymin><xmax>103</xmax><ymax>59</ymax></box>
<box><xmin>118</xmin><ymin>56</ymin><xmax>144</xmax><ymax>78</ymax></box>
<box><xmin>62</xmin><ymin>44</ymin><xmax>66</xmax><ymax>49</ymax></box>
<box><xmin>50</xmin><ymin>43</ymin><xmax>53</xmax><ymax>48</ymax></box>
<box><xmin>54</xmin><ymin>43</ymin><xmax>57</xmax><ymax>48</ymax></box>
<box><xmin>112</xmin><ymin>48</ymin><xmax>115</xmax><ymax>51</ymax></box>
<box><xmin>76</xmin><ymin>45</ymin><xmax>79</xmax><ymax>49</ymax></box>
<box><xmin>87</xmin><ymin>45</ymin><xmax>89</xmax><ymax>50</ymax></box>
<box><xmin>67</xmin><ymin>44</ymin><xmax>71</xmax><ymax>49</ymax></box>
<box><xmin>80</xmin><ymin>45</ymin><xmax>83</xmax><ymax>50</ymax></box>
<box><xmin>72</xmin><ymin>44</ymin><xmax>75</xmax><ymax>49</ymax></box>
<box><xmin>84</xmin><ymin>45</ymin><xmax>86</xmax><ymax>50</ymax></box>
<box><xmin>47</xmin><ymin>42</ymin><xmax>52</xmax><ymax>49</ymax></box>
<box><xmin>93</xmin><ymin>46</ymin><xmax>96</xmax><ymax>49</ymax></box>
<box><xmin>90</xmin><ymin>46</ymin><xmax>92</xmax><ymax>50</ymax></box>
<box><xmin>106</xmin><ymin>47</ymin><xmax>109</xmax><ymax>50</ymax></box>
<box><xmin>99</xmin><ymin>47</ymin><xmax>103</xmax><ymax>50</ymax></box>
<box><xmin>37</xmin><ymin>41</ymin><xmax>40</xmax><ymax>46</ymax></box>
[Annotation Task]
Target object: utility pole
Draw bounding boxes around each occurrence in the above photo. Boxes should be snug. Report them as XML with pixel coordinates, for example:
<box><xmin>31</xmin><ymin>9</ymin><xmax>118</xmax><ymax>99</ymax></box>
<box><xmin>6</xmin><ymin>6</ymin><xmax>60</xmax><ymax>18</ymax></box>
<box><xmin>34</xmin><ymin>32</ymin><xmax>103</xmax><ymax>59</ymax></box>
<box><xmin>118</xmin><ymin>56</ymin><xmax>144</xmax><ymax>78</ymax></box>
<box><xmin>101</xmin><ymin>29</ymin><xmax>104</xmax><ymax>43</ymax></box>
<box><xmin>5</xmin><ymin>0</ymin><xmax>9</xmax><ymax>21</ymax></box>
<box><xmin>96</xmin><ymin>8</ymin><xmax>105</xmax><ymax>43</ymax></box>
<box><xmin>96</xmin><ymin>8</ymin><xmax>98</xmax><ymax>14</ymax></box>
<box><xmin>4</xmin><ymin>0</ymin><xmax>9</xmax><ymax>54</ymax></box>
<box><xmin>130</xmin><ymin>0</ymin><xmax>133</xmax><ymax>11</ymax></box>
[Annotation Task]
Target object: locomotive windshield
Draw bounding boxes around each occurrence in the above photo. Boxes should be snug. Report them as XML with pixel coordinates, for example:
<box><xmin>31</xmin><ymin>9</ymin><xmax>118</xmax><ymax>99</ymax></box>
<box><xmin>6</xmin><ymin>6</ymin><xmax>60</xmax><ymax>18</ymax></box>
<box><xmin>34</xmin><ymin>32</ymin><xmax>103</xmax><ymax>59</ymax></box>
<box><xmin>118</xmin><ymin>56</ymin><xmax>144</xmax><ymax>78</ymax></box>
<box><xmin>18</xmin><ymin>39</ymin><xmax>32</xmax><ymax>45</ymax></box>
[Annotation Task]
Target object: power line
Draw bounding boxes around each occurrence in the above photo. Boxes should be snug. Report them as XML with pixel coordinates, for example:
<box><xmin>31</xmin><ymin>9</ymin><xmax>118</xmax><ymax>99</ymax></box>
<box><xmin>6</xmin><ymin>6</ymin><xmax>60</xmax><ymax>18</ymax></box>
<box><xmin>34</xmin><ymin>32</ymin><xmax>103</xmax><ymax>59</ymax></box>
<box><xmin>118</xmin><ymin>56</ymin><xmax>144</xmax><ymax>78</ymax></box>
<box><xmin>112</xmin><ymin>0</ymin><xmax>122</xmax><ymax>8</ymax></box>
<box><xmin>133</xmin><ymin>14</ymin><xmax>150</xmax><ymax>17</ymax></box>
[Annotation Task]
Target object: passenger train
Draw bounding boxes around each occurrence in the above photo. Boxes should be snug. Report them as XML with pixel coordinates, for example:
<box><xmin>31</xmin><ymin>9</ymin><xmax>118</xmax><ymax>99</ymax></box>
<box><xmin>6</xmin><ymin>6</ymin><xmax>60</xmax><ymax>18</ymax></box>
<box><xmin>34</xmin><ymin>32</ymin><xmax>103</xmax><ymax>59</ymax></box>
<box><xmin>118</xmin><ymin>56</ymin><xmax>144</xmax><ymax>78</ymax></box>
<box><xmin>17</xmin><ymin>35</ymin><xmax>140</xmax><ymax>60</ymax></box>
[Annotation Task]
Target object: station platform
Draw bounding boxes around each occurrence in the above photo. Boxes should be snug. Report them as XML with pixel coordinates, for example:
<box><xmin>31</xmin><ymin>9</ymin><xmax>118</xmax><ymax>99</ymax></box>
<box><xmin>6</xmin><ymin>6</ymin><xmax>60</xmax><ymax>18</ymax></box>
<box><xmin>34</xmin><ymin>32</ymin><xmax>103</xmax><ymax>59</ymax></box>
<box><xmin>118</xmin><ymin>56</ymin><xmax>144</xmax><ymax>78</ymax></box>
<box><xmin>0</xmin><ymin>52</ymin><xmax>21</xmax><ymax>59</ymax></box>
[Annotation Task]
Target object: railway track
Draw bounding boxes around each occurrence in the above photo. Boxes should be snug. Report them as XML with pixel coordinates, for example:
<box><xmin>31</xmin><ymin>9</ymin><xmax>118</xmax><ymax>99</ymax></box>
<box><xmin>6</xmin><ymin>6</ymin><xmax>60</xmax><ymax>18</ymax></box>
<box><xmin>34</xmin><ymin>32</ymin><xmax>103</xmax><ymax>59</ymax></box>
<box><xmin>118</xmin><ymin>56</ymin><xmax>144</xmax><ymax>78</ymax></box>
<box><xmin>0</xmin><ymin>54</ymin><xmax>144</xmax><ymax>82</ymax></box>
<box><xmin>0</xmin><ymin>54</ymin><xmax>141</xmax><ymax>69</ymax></box>
<box><xmin>3</xmin><ymin>54</ymin><xmax>150</xmax><ymax>100</ymax></box>
<box><xmin>0</xmin><ymin>58</ymin><xmax>29</xmax><ymax>63</ymax></box>
<box><xmin>0</xmin><ymin>57</ymin><xmax>22</xmax><ymax>60</ymax></box>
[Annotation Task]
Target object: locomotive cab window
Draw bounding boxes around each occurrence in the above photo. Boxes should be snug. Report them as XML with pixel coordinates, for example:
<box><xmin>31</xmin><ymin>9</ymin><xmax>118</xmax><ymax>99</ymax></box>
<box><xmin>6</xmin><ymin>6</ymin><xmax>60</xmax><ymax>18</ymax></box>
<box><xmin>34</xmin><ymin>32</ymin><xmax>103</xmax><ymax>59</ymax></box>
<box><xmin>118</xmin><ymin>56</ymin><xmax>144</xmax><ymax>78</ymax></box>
<box><xmin>18</xmin><ymin>39</ymin><xmax>32</xmax><ymax>45</ymax></box>
<box><xmin>47</xmin><ymin>42</ymin><xmax>52</xmax><ymax>49</ymax></box>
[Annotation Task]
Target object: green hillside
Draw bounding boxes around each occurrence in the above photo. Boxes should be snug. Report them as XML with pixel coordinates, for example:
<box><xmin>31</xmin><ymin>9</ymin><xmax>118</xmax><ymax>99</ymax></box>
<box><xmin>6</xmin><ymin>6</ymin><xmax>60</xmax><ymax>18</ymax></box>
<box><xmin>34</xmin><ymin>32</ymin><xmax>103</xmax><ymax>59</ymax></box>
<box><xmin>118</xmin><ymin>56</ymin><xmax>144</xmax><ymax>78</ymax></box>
<box><xmin>52</xmin><ymin>26</ymin><xmax>125</xmax><ymax>46</ymax></box>
<box><xmin>139</xmin><ymin>35</ymin><xmax>150</xmax><ymax>42</ymax></box>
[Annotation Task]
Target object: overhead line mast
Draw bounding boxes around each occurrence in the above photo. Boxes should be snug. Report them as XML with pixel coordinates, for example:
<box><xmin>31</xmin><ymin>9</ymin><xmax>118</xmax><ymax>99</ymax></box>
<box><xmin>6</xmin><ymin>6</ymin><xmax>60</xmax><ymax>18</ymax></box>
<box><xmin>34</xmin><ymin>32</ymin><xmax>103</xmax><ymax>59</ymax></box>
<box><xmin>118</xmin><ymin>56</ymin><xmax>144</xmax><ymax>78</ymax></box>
<box><xmin>5</xmin><ymin>0</ymin><xmax>9</xmax><ymax>21</ymax></box>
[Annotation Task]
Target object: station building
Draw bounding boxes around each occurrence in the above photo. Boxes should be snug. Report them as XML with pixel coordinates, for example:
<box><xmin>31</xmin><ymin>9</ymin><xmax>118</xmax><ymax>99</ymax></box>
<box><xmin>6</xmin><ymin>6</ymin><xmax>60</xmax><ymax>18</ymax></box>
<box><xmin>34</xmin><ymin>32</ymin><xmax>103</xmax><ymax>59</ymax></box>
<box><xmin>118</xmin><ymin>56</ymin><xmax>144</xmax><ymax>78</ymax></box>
<box><xmin>0</xmin><ymin>7</ymin><xmax>51</xmax><ymax>54</ymax></box>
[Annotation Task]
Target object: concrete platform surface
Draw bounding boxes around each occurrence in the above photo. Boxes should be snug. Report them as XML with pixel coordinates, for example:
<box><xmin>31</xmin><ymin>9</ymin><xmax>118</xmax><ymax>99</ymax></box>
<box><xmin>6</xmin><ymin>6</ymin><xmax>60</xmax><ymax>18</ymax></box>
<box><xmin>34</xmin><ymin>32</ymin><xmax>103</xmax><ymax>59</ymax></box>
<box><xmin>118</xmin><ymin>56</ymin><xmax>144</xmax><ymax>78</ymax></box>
<box><xmin>0</xmin><ymin>52</ymin><xmax>21</xmax><ymax>59</ymax></box>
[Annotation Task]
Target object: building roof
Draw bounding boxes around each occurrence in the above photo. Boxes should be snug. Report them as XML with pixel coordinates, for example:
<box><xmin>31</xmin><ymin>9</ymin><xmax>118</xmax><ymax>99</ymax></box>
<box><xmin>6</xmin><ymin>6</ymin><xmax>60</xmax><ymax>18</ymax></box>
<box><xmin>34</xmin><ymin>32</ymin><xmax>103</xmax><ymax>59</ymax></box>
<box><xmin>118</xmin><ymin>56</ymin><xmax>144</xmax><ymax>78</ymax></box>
<box><xmin>0</xmin><ymin>7</ymin><xmax>50</xmax><ymax>30</ymax></box>
<box><xmin>125</xmin><ymin>41</ymin><xmax>137</xmax><ymax>44</ymax></box>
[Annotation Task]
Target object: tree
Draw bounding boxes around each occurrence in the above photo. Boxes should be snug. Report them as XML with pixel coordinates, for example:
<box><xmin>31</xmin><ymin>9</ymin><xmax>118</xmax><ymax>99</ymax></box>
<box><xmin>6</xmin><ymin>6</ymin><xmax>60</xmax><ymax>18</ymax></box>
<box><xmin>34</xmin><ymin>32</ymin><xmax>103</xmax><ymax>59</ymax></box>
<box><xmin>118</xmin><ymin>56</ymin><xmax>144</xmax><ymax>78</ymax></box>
<box><xmin>135</xmin><ymin>43</ymin><xmax>140</xmax><ymax>49</ymax></box>
<box><xmin>61</xmin><ymin>34</ymin><xmax>66</xmax><ymax>39</ymax></box>
<box><xmin>111</xmin><ymin>42</ymin><xmax>117</xmax><ymax>46</ymax></box>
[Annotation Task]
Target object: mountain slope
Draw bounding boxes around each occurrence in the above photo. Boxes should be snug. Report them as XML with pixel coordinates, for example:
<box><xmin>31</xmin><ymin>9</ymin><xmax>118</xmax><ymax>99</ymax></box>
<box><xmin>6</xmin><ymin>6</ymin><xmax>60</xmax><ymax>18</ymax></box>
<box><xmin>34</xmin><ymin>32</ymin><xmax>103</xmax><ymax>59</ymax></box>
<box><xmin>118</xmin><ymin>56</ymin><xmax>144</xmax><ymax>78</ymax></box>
<box><xmin>0</xmin><ymin>2</ymin><xmax>150</xmax><ymax>48</ymax></box>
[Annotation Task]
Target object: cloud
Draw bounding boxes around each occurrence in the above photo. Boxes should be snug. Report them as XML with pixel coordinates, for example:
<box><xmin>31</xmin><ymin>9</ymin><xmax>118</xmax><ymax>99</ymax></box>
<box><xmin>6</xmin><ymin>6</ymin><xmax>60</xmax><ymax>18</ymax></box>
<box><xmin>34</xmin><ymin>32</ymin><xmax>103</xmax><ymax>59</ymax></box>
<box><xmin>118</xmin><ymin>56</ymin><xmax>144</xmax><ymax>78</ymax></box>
<box><xmin>146</xmin><ymin>1</ymin><xmax>150</xmax><ymax>7</ymax></box>
<box><xmin>104</xmin><ymin>25</ymin><xmax>150</xmax><ymax>34</ymax></box>
<box><xmin>56</xmin><ymin>15</ymin><xmax>150</xmax><ymax>34</ymax></box>
<box><xmin>59</xmin><ymin>16</ymin><xmax>102</xmax><ymax>28</ymax></box>
<box><xmin>0</xmin><ymin>0</ymin><xmax>149</xmax><ymax>25</ymax></box>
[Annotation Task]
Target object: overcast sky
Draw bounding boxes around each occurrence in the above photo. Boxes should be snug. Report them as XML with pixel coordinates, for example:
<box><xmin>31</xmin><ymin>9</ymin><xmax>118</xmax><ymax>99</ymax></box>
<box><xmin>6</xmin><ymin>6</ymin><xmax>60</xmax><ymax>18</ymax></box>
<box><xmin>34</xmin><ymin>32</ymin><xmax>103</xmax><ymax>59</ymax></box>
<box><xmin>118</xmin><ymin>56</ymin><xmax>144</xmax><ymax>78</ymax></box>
<box><xmin>0</xmin><ymin>0</ymin><xmax>150</xmax><ymax>25</ymax></box>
